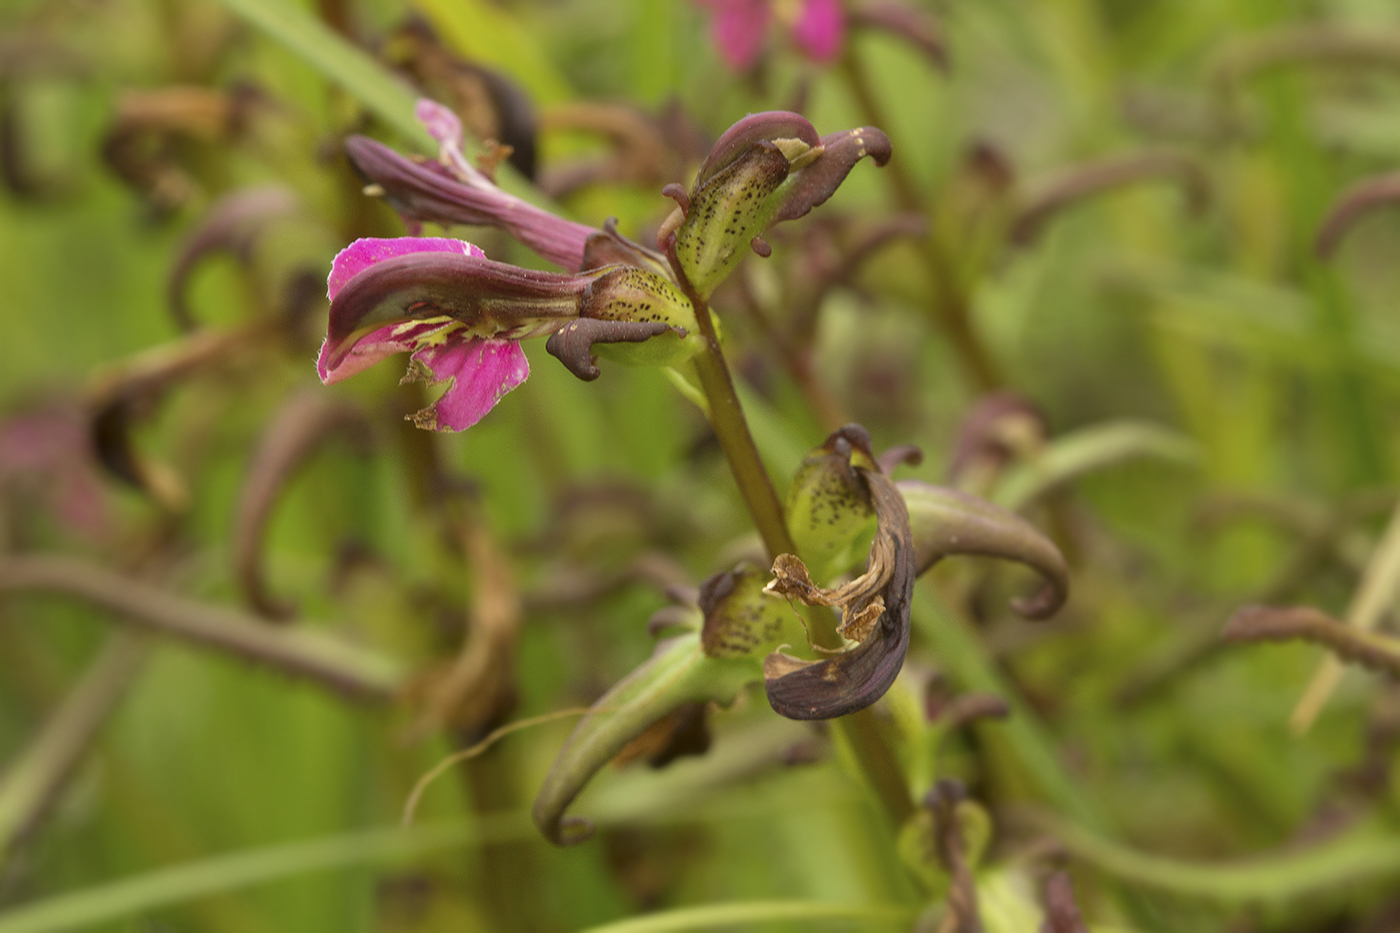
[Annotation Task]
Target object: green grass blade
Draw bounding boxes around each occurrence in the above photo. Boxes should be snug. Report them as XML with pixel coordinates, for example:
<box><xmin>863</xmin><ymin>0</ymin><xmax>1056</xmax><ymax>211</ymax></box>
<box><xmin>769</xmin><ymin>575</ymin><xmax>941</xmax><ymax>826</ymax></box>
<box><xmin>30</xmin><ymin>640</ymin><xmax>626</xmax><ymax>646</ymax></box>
<box><xmin>212</xmin><ymin>0</ymin><xmax>434</xmax><ymax>151</ymax></box>
<box><xmin>1053</xmin><ymin>819</ymin><xmax>1400</xmax><ymax>903</ymax></box>
<box><xmin>577</xmin><ymin>900</ymin><xmax>916</xmax><ymax>933</ymax></box>
<box><xmin>0</xmin><ymin>817</ymin><xmax>530</xmax><ymax>933</ymax></box>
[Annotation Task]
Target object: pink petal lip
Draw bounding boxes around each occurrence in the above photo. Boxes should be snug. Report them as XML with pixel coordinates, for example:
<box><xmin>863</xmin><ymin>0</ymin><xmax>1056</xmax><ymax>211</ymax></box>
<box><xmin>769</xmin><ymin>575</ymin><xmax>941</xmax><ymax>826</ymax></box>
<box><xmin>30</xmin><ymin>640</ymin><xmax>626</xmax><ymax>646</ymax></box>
<box><xmin>410</xmin><ymin>337</ymin><xmax>531</xmax><ymax>432</ymax></box>
<box><xmin>317</xmin><ymin>319</ymin><xmax>459</xmax><ymax>385</ymax></box>
<box><xmin>319</xmin><ymin>237</ymin><xmax>485</xmax><ymax>385</ymax></box>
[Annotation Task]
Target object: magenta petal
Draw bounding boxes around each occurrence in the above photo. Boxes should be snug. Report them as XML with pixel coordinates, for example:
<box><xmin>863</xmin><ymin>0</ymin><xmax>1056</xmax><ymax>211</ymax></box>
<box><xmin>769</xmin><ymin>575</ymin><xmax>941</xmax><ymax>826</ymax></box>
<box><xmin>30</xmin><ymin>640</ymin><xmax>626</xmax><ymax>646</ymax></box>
<box><xmin>706</xmin><ymin>0</ymin><xmax>771</xmax><ymax>71</ymax></box>
<box><xmin>415</xmin><ymin>98</ymin><xmax>464</xmax><ymax>148</ymax></box>
<box><xmin>792</xmin><ymin>0</ymin><xmax>844</xmax><ymax>62</ymax></box>
<box><xmin>412</xmin><ymin>338</ymin><xmax>530</xmax><ymax>432</ymax></box>
<box><xmin>326</xmin><ymin>237</ymin><xmax>484</xmax><ymax>301</ymax></box>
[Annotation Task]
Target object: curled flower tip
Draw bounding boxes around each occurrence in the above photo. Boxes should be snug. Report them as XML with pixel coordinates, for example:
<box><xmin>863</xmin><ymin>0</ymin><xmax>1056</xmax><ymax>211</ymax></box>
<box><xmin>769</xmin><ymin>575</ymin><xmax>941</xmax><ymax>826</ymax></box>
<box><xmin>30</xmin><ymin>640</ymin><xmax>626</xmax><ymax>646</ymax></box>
<box><xmin>546</xmin><ymin>319</ymin><xmax>671</xmax><ymax>381</ymax></box>
<box><xmin>773</xmin><ymin>126</ymin><xmax>893</xmax><ymax>224</ymax></box>
<box><xmin>899</xmin><ymin>481</ymin><xmax>1069</xmax><ymax>620</ymax></box>
<box><xmin>415</xmin><ymin>97</ymin><xmax>463</xmax><ymax>150</ymax></box>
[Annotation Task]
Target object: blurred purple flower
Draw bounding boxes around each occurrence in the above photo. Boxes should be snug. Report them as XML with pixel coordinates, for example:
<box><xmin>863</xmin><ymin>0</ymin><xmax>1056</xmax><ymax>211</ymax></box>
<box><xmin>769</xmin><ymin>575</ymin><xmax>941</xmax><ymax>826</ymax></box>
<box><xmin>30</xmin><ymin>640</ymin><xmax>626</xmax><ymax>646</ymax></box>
<box><xmin>0</xmin><ymin>402</ymin><xmax>108</xmax><ymax>537</ymax></box>
<box><xmin>694</xmin><ymin>0</ymin><xmax>845</xmax><ymax>71</ymax></box>
<box><xmin>317</xmin><ymin>237</ymin><xmax>531</xmax><ymax>432</ymax></box>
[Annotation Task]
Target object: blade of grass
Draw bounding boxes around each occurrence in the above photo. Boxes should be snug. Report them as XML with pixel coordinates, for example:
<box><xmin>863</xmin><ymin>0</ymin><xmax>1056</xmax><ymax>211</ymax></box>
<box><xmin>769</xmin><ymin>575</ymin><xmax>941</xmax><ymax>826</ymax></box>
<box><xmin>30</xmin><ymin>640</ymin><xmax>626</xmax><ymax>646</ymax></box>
<box><xmin>0</xmin><ymin>634</ymin><xmax>149</xmax><ymax>860</ymax></box>
<box><xmin>0</xmin><ymin>817</ymin><xmax>530</xmax><ymax>933</ymax></box>
<box><xmin>993</xmin><ymin>421</ymin><xmax>1200</xmax><ymax>513</ymax></box>
<box><xmin>1291</xmin><ymin>497</ymin><xmax>1400</xmax><ymax>732</ymax></box>
<box><xmin>213</xmin><ymin>0</ymin><xmax>433</xmax><ymax>151</ymax></box>
<box><xmin>577</xmin><ymin>900</ymin><xmax>916</xmax><ymax>933</ymax></box>
<box><xmin>1051</xmin><ymin>818</ymin><xmax>1400</xmax><ymax>903</ymax></box>
<box><xmin>213</xmin><ymin>0</ymin><xmax>556</xmax><ymax>205</ymax></box>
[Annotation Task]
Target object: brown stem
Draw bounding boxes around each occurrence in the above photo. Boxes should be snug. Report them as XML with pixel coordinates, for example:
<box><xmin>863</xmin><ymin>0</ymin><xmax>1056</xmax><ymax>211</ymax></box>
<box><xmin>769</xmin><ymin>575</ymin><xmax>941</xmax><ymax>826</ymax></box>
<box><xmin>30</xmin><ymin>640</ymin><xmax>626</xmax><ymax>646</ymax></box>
<box><xmin>0</xmin><ymin>556</ymin><xmax>403</xmax><ymax>701</ymax></box>
<box><xmin>840</xmin><ymin>52</ymin><xmax>1002</xmax><ymax>391</ymax></box>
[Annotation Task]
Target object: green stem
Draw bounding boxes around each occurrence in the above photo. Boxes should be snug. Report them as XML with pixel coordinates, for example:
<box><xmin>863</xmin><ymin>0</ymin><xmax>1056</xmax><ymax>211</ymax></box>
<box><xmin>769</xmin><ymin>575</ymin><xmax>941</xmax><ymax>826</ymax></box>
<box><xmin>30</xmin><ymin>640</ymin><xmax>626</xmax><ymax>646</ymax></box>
<box><xmin>665</xmin><ymin>247</ymin><xmax>912</xmax><ymax>826</ymax></box>
<box><xmin>688</xmin><ymin>328</ymin><xmax>799</xmax><ymax>565</ymax></box>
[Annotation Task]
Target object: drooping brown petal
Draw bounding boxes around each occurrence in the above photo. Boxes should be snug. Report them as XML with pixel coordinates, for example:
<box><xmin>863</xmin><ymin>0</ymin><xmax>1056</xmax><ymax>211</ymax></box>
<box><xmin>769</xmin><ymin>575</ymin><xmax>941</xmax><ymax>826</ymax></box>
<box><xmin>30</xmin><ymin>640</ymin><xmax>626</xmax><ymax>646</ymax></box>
<box><xmin>764</xmin><ymin>433</ymin><xmax>916</xmax><ymax>720</ymax></box>
<box><xmin>545</xmin><ymin>319</ymin><xmax>672</xmax><ymax>381</ymax></box>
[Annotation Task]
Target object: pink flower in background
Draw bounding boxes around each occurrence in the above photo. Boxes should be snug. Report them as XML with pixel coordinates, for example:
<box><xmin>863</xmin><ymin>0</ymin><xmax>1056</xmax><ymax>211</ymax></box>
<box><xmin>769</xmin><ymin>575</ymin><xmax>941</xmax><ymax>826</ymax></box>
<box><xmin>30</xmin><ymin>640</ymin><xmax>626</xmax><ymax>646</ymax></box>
<box><xmin>695</xmin><ymin>0</ymin><xmax>845</xmax><ymax>71</ymax></box>
<box><xmin>317</xmin><ymin>237</ymin><xmax>532</xmax><ymax>433</ymax></box>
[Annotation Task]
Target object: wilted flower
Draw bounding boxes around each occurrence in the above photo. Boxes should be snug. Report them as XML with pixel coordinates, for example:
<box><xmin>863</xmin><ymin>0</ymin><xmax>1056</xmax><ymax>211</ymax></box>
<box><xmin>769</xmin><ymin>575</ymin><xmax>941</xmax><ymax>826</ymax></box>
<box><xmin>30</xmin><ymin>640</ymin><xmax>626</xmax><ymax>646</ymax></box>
<box><xmin>694</xmin><ymin>0</ymin><xmax>845</xmax><ymax>72</ymax></box>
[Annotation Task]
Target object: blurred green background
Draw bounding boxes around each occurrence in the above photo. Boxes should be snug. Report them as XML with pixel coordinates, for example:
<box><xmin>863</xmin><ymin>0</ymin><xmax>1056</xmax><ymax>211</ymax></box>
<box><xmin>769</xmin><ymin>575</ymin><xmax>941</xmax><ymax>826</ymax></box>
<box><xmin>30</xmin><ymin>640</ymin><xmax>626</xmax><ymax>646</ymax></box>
<box><xmin>5</xmin><ymin>0</ymin><xmax>1400</xmax><ymax>930</ymax></box>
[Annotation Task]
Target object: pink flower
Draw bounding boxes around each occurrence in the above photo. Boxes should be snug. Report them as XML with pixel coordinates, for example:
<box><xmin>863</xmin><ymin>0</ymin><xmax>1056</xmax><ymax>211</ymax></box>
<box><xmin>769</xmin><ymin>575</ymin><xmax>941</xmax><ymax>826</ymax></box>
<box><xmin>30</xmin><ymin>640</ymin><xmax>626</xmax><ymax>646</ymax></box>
<box><xmin>317</xmin><ymin>237</ymin><xmax>537</xmax><ymax>432</ymax></box>
<box><xmin>695</xmin><ymin>0</ymin><xmax>845</xmax><ymax>72</ymax></box>
<box><xmin>317</xmin><ymin>234</ymin><xmax>698</xmax><ymax>432</ymax></box>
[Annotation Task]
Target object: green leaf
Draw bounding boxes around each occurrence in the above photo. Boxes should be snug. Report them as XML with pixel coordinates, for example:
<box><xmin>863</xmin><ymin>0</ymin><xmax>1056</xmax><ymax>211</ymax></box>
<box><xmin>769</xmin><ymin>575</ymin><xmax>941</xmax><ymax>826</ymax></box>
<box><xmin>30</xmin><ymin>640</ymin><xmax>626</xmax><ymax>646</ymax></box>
<box><xmin>532</xmin><ymin>633</ymin><xmax>760</xmax><ymax>844</ymax></box>
<box><xmin>993</xmin><ymin>421</ymin><xmax>1200</xmax><ymax>512</ymax></box>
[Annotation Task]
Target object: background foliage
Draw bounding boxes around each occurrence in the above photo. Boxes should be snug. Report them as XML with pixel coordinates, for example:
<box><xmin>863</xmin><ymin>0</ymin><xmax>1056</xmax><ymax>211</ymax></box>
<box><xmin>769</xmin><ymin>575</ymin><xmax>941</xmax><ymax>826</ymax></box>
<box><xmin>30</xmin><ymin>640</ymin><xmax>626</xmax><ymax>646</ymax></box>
<box><xmin>4</xmin><ymin>0</ymin><xmax>1400</xmax><ymax>930</ymax></box>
